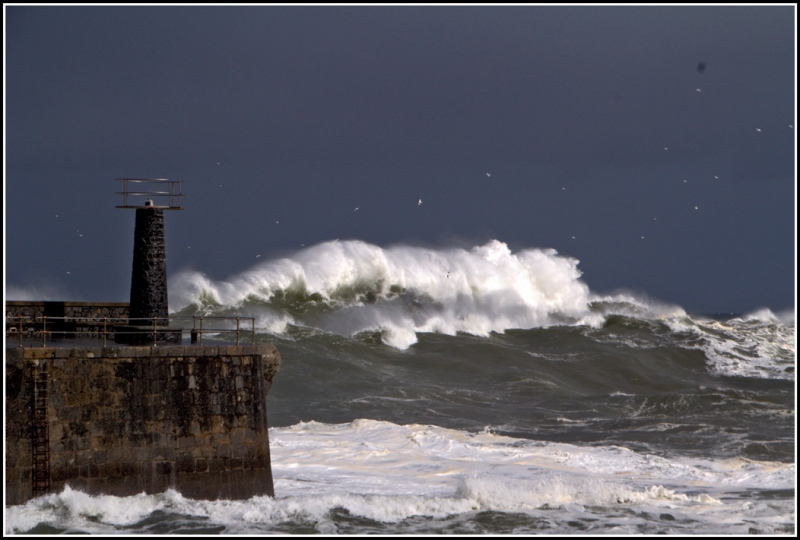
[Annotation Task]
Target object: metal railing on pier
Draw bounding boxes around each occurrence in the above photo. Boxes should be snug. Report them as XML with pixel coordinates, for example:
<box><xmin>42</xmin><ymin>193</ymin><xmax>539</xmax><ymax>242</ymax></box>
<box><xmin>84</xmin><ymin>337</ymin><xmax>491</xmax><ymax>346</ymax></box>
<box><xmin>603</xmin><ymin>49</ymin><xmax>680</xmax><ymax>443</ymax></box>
<box><xmin>5</xmin><ymin>315</ymin><xmax>257</xmax><ymax>347</ymax></box>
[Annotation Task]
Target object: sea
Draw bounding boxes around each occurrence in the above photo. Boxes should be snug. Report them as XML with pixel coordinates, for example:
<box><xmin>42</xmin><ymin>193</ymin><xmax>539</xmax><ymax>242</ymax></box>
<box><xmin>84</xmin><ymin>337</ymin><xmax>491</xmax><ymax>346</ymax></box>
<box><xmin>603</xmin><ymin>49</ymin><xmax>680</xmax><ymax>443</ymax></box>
<box><xmin>5</xmin><ymin>239</ymin><xmax>796</xmax><ymax>535</ymax></box>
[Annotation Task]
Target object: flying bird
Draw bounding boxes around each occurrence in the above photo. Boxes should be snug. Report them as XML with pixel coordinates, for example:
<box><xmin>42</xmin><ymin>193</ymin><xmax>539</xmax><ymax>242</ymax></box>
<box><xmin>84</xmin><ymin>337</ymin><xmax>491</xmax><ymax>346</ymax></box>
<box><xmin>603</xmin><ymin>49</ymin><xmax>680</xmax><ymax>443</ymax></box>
<box><xmin>418</xmin><ymin>199</ymin><xmax>422</xmax><ymax>205</ymax></box>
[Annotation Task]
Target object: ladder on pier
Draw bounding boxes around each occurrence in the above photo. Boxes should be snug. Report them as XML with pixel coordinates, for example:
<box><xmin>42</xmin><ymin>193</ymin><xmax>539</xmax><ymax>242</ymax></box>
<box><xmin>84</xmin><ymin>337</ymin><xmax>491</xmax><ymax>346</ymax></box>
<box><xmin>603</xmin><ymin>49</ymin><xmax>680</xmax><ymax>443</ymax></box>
<box><xmin>31</xmin><ymin>363</ymin><xmax>50</xmax><ymax>497</ymax></box>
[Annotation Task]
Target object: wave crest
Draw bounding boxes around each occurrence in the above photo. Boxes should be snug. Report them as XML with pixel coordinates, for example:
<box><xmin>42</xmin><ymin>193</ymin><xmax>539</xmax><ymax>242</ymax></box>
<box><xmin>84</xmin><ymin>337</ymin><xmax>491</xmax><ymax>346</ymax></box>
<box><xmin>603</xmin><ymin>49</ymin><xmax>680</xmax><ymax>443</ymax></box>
<box><xmin>170</xmin><ymin>239</ymin><xmax>596</xmax><ymax>348</ymax></box>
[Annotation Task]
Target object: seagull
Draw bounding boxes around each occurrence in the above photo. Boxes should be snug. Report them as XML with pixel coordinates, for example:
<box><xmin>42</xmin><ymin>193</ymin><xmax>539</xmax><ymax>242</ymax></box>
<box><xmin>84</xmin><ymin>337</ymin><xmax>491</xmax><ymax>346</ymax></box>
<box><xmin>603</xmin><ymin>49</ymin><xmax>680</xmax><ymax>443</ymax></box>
<box><xmin>354</xmin><ymin>207</ymin><xmax>359</xmax><ymax>211</ymax></box>
<box><xmin>486</xmin><ymin>173</ymin><xmax>491</xmax><ymax>177</ymax></box>
<box><xmin>571</xmin><ymin>236</ymin><xmax>576</xmax><ymax>239</ymax></box>
<box><xmin>276</xmin><ymin>221</ymin><xmax>279</xmax><ymax>224</ymax></box>
<box><xmin>66</xmin><ymin>271</ymin><xmax>71</xmax><ymax>275</ymax></box>
<box><xmin>695</xmin><ymin>206</ymin><xmax>699</xmax><ymax>210</ymax></box>
<box><xmin>55</xmin><ymin>215</ymin><xmax>58</xmax><ymax>218</ymax></box>
<box><xmin>188</xmin><ymin>246</ymin><xmax>191</xmax><ymax>249</ymax></box>
<box><xmin>562</xmin><ymin>187</ymin><xmax>566</xmax><ymax>190</ymax></box>
<box><xmin>664</xmin><ymin>147</ymin><xmax>668</xmax><ymax>150</ymax></box>
<box><xmin>714</xmin><ymin>176</ymin><xmax>718</xmax><ymax>179</ymax></box>
<box><xmin>683</xmin><ymin>179</ymin><xmax>687</xmax><ymax>183</ymax></box>
<box><xmin>256</xmin><ymin>254</ymin><xmax>261</xmax><ymax>258</ymax></box>
<box><xmin>756</xmin><ymin>128</ymin><xmax>761</xmax><ymax>132</ymax></box>
<box><xmin>418</xmin><ymin>199</ymin><xmax>422</xmax><ymax>205</ymax></box>
<box><xmin>696</xmin><ymin>88</ymin><xmax>702</xmax><ymax>92</ymax></box>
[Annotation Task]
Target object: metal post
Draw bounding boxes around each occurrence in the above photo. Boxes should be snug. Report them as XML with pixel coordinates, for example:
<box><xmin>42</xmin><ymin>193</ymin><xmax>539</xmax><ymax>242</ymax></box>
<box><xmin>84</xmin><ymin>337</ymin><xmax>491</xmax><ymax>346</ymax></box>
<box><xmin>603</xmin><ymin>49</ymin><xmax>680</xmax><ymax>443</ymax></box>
<box><xmin>19</xmin><ymin>317</ymin><xmax>23</xmax><ymax>347</ymax></box>
<box><xmin>191</xmin><ymin>316</ymin><xmax>197</xmax><ymax>344</ymax></box>
<box><xmin>252</xmin><ymin>318</ymin><xmax>255</xmax><ymax>345</ymax></box>
<box><xmin>236</xmin><ymin>317</ymin><xmax>240</xmax><ymax>345</ymax></box>
<box><xmin>103</xmin><ymin>317</ymin><xmax>108</xmax><ymax>347</ymax></box>
<box><xmin>199</xmin><ymin>316</ymin><xmax>203</xmax><ymax>345</ymax></box>
<box><xmin>42</xmin><ymin>316</ymin><xmax>47</xmax><ymax>347</ymax></box>
<box><xmin>153</xmin><ymin>316</ymin><xmax>158</xmax><ymax>347</ymax></box>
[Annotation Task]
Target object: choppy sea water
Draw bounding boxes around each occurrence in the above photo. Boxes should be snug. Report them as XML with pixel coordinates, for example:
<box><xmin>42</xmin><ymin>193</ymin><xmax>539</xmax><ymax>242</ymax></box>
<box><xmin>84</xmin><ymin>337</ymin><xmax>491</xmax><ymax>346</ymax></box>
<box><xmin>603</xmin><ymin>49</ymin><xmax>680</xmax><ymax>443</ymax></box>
<box><xmin>5</xmin><ymin>240</ymin><xmax>796</xmax><ymax>534</ymax></box>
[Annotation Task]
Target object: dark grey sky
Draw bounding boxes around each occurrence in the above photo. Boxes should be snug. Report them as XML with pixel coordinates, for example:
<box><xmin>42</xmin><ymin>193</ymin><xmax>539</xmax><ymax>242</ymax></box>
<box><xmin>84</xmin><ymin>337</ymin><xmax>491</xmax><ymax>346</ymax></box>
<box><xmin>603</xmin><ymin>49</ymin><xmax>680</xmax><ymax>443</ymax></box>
<box><xmin>5</xmin><ymin>6</ymin><xmax>796</xmax><ymax>313</ymax></box>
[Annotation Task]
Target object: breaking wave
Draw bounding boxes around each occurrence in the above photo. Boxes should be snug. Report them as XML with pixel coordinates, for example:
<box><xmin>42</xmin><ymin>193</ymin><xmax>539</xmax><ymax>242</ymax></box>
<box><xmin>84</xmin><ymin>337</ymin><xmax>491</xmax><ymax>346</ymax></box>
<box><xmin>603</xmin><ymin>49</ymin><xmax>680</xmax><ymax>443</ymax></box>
<box><xmin>170</xmin><ymin>239</ymin><xmax>601</xmax><ymax>349</ymax></box>
<box><xmin>169</xmin><ymin>239</ymin><xmax>793</xmax><ymax>379</ymax></box>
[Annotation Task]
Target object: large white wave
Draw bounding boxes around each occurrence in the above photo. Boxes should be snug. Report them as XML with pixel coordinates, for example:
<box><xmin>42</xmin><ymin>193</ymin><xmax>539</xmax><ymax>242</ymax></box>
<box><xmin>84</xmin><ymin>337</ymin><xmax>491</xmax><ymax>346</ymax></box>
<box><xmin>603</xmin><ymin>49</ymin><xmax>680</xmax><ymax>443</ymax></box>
<box><xmin>168</xmin><ymin>239</ymin><xmax>795</xmax><ymax>379</ymax></box>
<box><xmin>170</xmin><ymin>239</ymin><xmax>602</xmax><ymax>348</ymax></box>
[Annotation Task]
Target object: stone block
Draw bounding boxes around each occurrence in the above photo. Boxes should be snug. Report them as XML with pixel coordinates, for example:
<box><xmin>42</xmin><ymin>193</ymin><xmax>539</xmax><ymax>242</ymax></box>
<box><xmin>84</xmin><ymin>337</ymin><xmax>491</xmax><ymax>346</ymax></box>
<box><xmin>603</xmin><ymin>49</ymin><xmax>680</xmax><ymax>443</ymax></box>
<box><xmin>154</xmin><ymin>460</ymin><xmax>172</xmax><ymax>476</ymax></box>
<box><xmin>81</xmin><ymin>463</ymin><xmax>100</xmax><ymax>478</ymax></box>
<box><xmin>23</xmin><ymin>348</ymin><xmax>56</xmax><ymax>360</ymax></box>
<box><xmin>176</xmin><ymin>454</ymin><xmax>195</xmax><ymax>473</ymax></box>
<box><xmin>208</xmin><ymin>457</ymin><xmax>227</xmax><ymax>473</ymax></box>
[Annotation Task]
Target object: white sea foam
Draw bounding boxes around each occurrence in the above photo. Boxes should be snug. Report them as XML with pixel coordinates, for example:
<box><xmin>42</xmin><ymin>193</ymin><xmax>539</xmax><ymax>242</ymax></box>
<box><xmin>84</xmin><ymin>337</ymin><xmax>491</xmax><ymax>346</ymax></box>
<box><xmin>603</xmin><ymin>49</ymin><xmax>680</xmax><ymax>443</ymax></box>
<box><xmin>171</xmin><ymin>239</ymin><xmax>598</xmax><ymax>349</ymax></box>
<box><xmin>662</xmin><ymin>310</ymin><xmax>796</xmax><ymax>380</ymax></box>
<box><xmin>6</xmin><ymin>419</ymin><xmax>793</xmax><ymax>535</ymax></box>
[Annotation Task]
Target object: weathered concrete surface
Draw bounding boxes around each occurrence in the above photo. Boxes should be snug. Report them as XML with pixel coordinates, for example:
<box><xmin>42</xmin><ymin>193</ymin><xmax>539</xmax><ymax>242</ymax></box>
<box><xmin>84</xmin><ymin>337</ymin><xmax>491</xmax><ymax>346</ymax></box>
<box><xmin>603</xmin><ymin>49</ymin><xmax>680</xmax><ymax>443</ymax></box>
<box><xmin>6</xmin><ymin>344</ymin><xmax>280</xmax><ymax>505</ymax></box>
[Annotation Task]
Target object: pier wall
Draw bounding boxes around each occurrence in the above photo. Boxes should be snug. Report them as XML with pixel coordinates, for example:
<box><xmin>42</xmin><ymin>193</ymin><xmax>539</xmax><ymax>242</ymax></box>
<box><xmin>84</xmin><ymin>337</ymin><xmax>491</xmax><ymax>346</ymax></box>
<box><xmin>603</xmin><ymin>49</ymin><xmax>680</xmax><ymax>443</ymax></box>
<box><xmin>6</xmin><ymin>344</ymin><xmax>280</xmax><ymax>505</ymax></box>
<box><xmin>5</xmin><ymin>301</ymin><xmax>130</xmax><ymax>321</ymax></box>
<box><xmin>5</xmin><ymin>301</ymin><xmax>130</xmax><ymax>340</ymax></box>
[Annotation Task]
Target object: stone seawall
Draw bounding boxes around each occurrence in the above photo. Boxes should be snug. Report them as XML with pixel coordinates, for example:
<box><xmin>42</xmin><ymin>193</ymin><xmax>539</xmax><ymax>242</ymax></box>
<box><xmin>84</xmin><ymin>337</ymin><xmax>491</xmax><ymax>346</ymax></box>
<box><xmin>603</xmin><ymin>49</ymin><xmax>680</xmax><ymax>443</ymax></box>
<box><xmin>5</xmin><ymin>301</ymin><xmax>130</xmax><ymax>321</ymax></box>
<box><xmin>5</xmin><ymin>301</ymin><xmax>131</xmax><ymax>340</ymax></box>
<box><xmin>6</xmin><ymin>344</ymin><xmax>280</xmax><ymax>506</ymax></box>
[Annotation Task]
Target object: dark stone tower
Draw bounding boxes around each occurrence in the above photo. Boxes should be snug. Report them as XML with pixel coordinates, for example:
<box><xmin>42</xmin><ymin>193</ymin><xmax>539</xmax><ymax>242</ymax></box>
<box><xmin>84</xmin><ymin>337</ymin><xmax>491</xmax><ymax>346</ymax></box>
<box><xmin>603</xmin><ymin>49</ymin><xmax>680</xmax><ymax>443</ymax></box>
<box><xmin>115</xmin><ymin>179</ymin><xmax>184</xmax><ymax>344</ymax></box>
<box><xmin>130</xmin><ymin>201</ymin><xmax>169</xmax><ymax>325</ymax></box>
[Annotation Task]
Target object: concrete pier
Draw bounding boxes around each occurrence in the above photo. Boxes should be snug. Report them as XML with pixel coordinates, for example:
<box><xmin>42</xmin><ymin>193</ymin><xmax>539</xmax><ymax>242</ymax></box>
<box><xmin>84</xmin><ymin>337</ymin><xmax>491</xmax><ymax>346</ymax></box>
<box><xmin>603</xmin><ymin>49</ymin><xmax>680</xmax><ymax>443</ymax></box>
<box><xmin>5</xmin><ymin>344</ymin><xmax>280</xmax><ymax>505</ymax></box>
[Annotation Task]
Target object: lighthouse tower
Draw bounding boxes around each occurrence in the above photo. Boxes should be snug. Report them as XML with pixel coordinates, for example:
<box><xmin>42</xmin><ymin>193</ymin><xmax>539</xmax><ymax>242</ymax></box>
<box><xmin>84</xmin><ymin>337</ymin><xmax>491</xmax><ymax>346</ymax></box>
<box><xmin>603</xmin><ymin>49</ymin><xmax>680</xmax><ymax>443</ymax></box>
<box><xmin>115</xmin><ymin>178</ymin><xmax>184</xmax><ymax>344</ymax></box>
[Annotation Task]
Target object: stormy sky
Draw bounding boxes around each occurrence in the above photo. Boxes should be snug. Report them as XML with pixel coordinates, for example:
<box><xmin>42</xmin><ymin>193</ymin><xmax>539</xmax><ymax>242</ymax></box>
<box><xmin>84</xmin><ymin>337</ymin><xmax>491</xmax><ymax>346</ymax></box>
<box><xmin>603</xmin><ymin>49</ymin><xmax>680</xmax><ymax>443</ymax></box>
<box><xmin>4</xmin><ymin>6</ymin><xmax>796</xmax><ymax>314</ymax></box>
